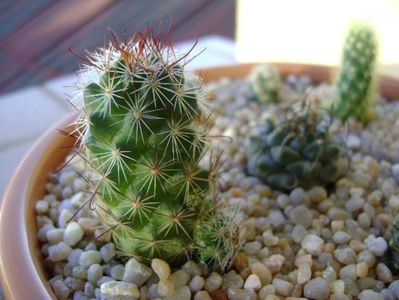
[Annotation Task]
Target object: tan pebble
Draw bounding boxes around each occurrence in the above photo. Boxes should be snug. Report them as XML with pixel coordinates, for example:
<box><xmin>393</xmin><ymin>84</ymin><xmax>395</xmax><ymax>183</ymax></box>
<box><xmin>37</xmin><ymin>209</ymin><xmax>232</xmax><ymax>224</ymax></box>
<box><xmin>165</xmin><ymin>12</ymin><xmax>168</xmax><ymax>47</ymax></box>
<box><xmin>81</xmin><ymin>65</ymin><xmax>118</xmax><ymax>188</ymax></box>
<box><xmin>265</xmin><ymin>295</ymin><xmax>281</xmax><ymax>300</ymax></box>
<box><xmin>356</xmin><ymin>262</ymin><xmax>368</xmax><ymax>278</ymax></box>
<box><xmin>151</xmin><ymin>258</ymin><xmax>171</xmax><ymax>280</ymax></box>
<box><xmin>331</xmin><ymin>220</ymin><xmax>345</xmax><ymax>232</ymax></box>
<box><xmin>297</xmin><ymin>265</ymin><xmax>312</xmax><ymax>284</ymax></box>
<box><xmin>349</xmin><ymin>240</ymin><xmax>366</xmax><ymax>253</ymax></box>
<box><xmin>250</xmin><ymin>262</ymin><xmax>272</xmax><ymax>285</ymax></box>
<box><xmin>331</xmin><ymin>279</ymin><xmax>345</xmax><ymax>293</ymax></box>
<box><xmin>376</xmin><ymin>263</ymin><xmax>393</xmax><ymax>283</ymax></box>
<box><xmin>263</xmin><ymin>254</ymin><xmax>285</xmax><ymax>274</ymax></box>
<box><xmin>229</xmin><ymin>187</ymin><xmax>242</xmax><ymax>197</ymax></box>
<box><xmin>278</xmin><ymin>238</ymin><xmax>290</xmax><ymax>249</ymax></box>
<box><xmin>286</xmin><ymin>298</ymin><xmax>307</xmax><ymax>300</ymax></box>
<box><xmin>257</xmin><ymin>185</ymin><xmax>272</xmax><ymax>197</ymax></box>
<box><xmin>294</xmin><ymin>254</ymin><xmax>312</xmax><ymax>267</ymax></box>
<box><xmin>233</xmin><ymin>252</ymin><xmax>248</xmax><ymax>271</ymax></box>
<box><xmin>307</xmin><ymin>186</ymin><xmax>327</xmax><ymax>203</ymax></box>
<box><xmin>318</xmin><ymin>199</ymin><xmax>334</xmax><ymax>213</ymax></box>
<box><xmin>157</xmin><ymin>280</ymin><xmax>174</xmax><ymax>297</ymax></box>
<box><xmin>194</xmin><ymin>290</ymin><xmax>212</xmax><ymax>300</ymax></box>
<box><xmin>324</xmin><ymin>242</ymin><xmax>335</xmax><ymax>253</ymax></box>
<box><xmin>239</xmin><ymin>267</ymin><xmax>251</xmax><ymax>280</ymax></box>
<box><xmin>367</xmin><ymin>159</ymin><xmax>380</xmax><ymax>178</ymax></box>
<box><xmin>357</xmin><ymin>250</ymin><xmax>376</xmax><ymax>267</ymax></box>
<box><xmin>256</xmin><ymin>247</ymin><xmax>270</xmax><ymax>260</ymax></box>
<box><xmin>262</xmin><ymin>230</ymin><xmax>279</xmax><ymax>246</ymax></box>
<box><xmin>330</xmin><ymin>292</ymin><xmax>350</xmax><ymax>300</ymax></box>
<box><xmin>258</xmin><ymin>284</ymin><xmax>275</xmax><ymax>298</ymax></box>
<box><xmin>290</xmin><ymin>284</ymin><xmax>303</xmax><ymax>297</ymax></box>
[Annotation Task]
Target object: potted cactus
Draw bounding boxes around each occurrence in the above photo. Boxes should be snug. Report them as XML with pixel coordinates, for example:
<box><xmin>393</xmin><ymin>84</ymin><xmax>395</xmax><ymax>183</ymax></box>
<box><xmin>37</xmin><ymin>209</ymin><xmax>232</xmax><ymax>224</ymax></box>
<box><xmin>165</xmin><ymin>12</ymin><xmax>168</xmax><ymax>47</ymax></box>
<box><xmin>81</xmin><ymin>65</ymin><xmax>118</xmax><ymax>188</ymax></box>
<box><xmin>2</xmin><ymin>21</ymin><xmax>399</xmax><ymax>300</ymax></box>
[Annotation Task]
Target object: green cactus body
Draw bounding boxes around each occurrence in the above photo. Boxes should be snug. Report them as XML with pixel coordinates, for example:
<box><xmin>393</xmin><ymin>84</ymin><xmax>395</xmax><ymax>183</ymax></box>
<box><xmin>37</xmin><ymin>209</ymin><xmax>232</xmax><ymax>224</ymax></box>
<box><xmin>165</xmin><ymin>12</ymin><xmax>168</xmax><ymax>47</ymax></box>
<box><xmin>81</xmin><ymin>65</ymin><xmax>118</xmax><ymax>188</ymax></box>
<box><xmin>249</xmin><ymin>64</ymin><xmax>281</xmax><ymax>103</ymax></box>
<box><xmin>331</xmin><ymin>21</ymin><xmax>378</xmax><ymax>124</ymax></box>
<box><xmin>73</xmin><ymin>32</ymin><xmax>241</xmax><ymax>270</ymax></box>
<box><xmin>245</xmin><ymin>103</ymin><xmax>348</xmax><ymax>191</ymax></box>
<box><xmin>389</xmin><ymin>218</ymin><xmax>399</xmax><ymax>270</ymax></box>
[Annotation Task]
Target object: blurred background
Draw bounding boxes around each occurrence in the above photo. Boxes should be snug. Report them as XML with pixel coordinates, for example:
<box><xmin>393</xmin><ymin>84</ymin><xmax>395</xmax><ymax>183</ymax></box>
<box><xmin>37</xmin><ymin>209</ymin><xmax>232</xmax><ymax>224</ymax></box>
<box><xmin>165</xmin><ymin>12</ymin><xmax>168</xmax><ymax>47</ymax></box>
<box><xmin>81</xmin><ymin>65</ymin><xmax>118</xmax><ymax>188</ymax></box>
<box><xmin>0</xmin><ymin>0</ymin><xmax>236</xmax><ymax>94</ymax></box>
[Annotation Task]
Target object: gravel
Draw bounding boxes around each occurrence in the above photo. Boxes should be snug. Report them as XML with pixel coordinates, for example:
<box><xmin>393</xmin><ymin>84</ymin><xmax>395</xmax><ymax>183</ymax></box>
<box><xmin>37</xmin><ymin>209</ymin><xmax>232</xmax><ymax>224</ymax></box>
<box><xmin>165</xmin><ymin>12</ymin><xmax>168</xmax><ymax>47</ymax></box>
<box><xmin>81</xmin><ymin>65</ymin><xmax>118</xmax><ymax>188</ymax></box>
<box><xmin>36</xmin><ymin>74</ymin><xmax>399</xmax><ymax>299</ymax></box>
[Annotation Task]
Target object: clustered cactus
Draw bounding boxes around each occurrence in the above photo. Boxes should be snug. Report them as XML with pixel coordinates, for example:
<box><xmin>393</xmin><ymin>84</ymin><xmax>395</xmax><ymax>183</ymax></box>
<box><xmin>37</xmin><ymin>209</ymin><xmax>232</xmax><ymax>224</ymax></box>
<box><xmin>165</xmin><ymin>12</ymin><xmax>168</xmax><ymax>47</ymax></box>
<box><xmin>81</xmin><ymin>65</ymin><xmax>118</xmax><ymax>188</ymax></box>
<box><xmin>331</xmin><ymin>21</ymin><xmax>378</xmax><ymax>124</ymax></box>
<box><xmin>248</xmin><ymin>64</ymin><xmax>281</xmax><ymax>103</ymax></box>
<box><xmin>245</xmin><ymin>102</ymin><xmax>348</xmax><ymax>191</ymax></box>
<box><xmin>72</xmin><ymin>30</ymin><xmax>242</xmax><ymax>271</ymax></box>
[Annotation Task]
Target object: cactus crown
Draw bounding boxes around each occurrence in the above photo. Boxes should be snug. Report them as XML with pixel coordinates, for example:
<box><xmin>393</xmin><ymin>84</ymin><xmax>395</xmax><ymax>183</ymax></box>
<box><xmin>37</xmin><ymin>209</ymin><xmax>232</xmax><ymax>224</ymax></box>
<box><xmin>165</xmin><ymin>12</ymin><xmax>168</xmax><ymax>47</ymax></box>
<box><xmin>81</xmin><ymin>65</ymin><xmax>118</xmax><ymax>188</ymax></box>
<box><xmin>331</xmin><ymin>20</ymin><xmax>378</xmax><ymax>124</ymax></box>
<box><xmin>71</xmin><ymin>29</ymin><xmax>242</xmax><ymax>271</ymax></box>
<box><xmin>245</xmin><ymin>101</ymin><xmax>348</xmax><ymax>191</ymax></box>
<box><xmin>248</xmin><ymin>64</ymin><xmax>281</xmax><ymax>103</ymax></box>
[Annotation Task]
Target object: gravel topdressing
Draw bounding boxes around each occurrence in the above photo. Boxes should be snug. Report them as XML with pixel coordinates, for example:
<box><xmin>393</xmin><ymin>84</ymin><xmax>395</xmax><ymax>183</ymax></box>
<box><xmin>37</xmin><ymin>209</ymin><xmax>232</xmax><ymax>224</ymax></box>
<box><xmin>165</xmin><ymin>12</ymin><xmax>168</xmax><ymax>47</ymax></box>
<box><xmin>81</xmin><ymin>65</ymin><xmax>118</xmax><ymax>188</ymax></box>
<box><xmin>36</xmin><ymin>74</ymin><xmax>399</xmax><ymax>300</ymax></box>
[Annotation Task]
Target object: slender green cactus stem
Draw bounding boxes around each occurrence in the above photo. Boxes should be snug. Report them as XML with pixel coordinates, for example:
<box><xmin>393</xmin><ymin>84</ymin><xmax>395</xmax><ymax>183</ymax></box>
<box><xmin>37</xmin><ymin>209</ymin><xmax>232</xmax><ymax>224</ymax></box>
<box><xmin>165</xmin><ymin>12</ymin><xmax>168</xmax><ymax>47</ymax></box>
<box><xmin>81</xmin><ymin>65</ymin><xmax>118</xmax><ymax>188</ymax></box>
<box><xmin>331</xmin><ymin>21</ymin><xmax>378</xmax><ymax>124</ymax></box>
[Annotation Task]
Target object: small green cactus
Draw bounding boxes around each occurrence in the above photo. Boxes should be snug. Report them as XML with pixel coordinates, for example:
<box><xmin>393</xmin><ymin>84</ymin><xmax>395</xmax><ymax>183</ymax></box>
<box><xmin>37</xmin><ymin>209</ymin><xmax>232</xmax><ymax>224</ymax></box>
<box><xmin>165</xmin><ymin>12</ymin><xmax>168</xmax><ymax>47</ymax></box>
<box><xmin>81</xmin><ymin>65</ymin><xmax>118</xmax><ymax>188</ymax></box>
<box><xmin>72</xmin><ymin>30</ymin><xmax>242</xmax><ymax>271</ymax></box>
<box><xmin>389</xmin><ymin>218</ymin><xmax>399</xmax><ymax>270</ymax></box>
<box><xmin>245</xmin><ymin>102</ymin><xmax>348</xmax><ymax>191</ymax></box>
<box><xmin>248</xmin><ymin>64</ymin><xmax>281</xmax><ymax>103</ymax></box>
<box><xmin>331</xmin><ymin>21</ymin><xmax>378</xmax><ymax>124</ymax></box>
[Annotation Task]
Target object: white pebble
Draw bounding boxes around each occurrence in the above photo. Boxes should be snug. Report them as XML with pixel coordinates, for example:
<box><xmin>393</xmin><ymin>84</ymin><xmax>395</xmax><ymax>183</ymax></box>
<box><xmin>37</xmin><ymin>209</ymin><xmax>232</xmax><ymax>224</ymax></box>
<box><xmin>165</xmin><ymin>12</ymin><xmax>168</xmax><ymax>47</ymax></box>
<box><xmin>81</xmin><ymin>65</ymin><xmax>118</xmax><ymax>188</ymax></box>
<box><xmin>100</xmin><ymin>244</ymin><xmax>116</xmax><ymax>262</ymax></box>
<box><xmin>244</xmin><ymin>274</ymin><xmax>261</xmax><ymax>290</ymax></box>
<box><xmin>51</xmin><ymin>280</ymin><xmax>70</xmax><ymax>300</ymax></box>
<box><xmin>204</xmin><ymin>272</ymin><xmax>222</xmax><ymax>292</ymax></box>
<box><xmin>123</xmin><ymin>257</ymin><xmax>152</xmax><ymax>286</ymax></box>
<box><xmin>364</xmin><ymin>235</ymin><xmax>388</xmax><ymax>256</ymax></box>
<box><xmin>79</xmin><ymin>250</ymin><xmax>102</xmax><ymax>267</ymax></box>
<box><xmin>303</xmin><ymin>278</ymin><xmax>330</xmax><ymax>300</ymax></box>
<box><xmin>48</xmin><ymin>242</ymin><xmax>72</xmax><ymax>262</ymax></box>
<box><xmin>301</xmin><ymin>234</ymin><xmax>324</xmax><ymax>256</ymax></box>
<box><xmin>358</xmin><ymin>289</ymin><xmax>384</xmax><ymax>300</ymax></box>
<box><xmin>392</xmin><ymin>164</ymin><xmax>399</xmax><ymax>184</ymax></box>
<box><xmin>100</xmin><ymin>280</ymin><xmax>139</xmax><ymax>299</ymax></box>
<box><xmin>64</xmin><ymin>222</ymin><xmax>84</xmax><ymax>246</ymax></box>
<box><xmin>272</xmin><ymin>278</ymin><xmax>293</xmax><ymax>297</ymax></box>
<box><xmin>58</xmin><ymin>209</ymin><xmax>73</xmax><ymax>229</ymax></box>
<box><xmin>110</xmin><ymin>264</ymin><xmax>125</xmax><ymax>281</ymax></box>
<box><xmin>190</xmin><ymin>276</ymin><xmax>205</xmax><ymax>292</ymax></box>
<box><xmin>47</xmin><ymin>228</ymin><xmax>65</xmax><ymax>244</ymax></box>
<box><xmin>35</xmin><ymin>200</ymin><xmax>49</xmax><ymax>214</ymax></box>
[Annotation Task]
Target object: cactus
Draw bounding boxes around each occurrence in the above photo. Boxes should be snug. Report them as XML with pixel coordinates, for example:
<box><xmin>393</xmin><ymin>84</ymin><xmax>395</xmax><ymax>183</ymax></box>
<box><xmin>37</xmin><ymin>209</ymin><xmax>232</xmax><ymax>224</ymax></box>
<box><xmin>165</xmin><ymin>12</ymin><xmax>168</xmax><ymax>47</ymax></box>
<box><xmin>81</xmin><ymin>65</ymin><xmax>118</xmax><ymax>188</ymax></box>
<box><xmin>245</xmin><ymin>102</ymin><xmax>348</xmax><ymax>191</ymax></box>
<box><xmin>331</xmin><ymin>21</ymin><xmax>378</xmax><ymax>124</ymax></box>
<box><xmin>389</xmin><ymin>217</ymin><xmax>399</xmax><ymax>270</ymax></box>
<box><xmin>248</xmin><ymin>64</ymin><xmax>281</xmax><ymax>103</ymax></box>
<box><xmin>72</xmin><ymin>30</ymin><xmax>242</xmax><ymax>271</ymax></box>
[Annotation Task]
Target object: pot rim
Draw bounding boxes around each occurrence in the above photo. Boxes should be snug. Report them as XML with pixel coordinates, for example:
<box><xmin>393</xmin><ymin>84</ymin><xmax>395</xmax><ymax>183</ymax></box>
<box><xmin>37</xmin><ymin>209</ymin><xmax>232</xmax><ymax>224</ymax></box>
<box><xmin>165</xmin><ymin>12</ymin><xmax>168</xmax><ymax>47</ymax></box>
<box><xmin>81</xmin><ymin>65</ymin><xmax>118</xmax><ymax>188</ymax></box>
<box><xmin>1</xmin><ymin>63</ymin><xmax>399</xmax><ymax>300</ymax></box>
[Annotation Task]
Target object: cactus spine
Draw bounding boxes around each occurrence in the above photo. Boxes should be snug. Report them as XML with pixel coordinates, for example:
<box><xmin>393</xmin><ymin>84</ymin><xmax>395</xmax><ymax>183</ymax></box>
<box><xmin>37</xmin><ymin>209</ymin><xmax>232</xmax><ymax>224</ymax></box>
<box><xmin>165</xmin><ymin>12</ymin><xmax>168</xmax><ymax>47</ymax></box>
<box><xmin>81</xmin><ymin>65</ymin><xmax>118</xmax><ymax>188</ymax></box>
<box><xmin>248</xmin><ymin>64</ymin><xmax>281</xmax><ymax>103</ymax></box>
<box><xmin>331</xmin><ymin>21</ymin><xmax>378</xmax><ymax>124</ymax></box>
<box><xmin>72</xmin><ymin>30</ymin><xmax>242</xmax><ymax>270</ymax></box>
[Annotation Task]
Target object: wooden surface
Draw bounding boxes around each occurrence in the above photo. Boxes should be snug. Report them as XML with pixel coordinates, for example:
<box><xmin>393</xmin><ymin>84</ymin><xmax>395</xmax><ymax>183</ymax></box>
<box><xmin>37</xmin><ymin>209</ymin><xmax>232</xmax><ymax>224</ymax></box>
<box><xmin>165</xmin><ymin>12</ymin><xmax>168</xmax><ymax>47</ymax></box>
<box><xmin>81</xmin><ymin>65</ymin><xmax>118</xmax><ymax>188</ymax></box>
<box><xmin>0</xmin><ymin>0</ymin><xmax>236</xmax><ymax>94</ymax></box>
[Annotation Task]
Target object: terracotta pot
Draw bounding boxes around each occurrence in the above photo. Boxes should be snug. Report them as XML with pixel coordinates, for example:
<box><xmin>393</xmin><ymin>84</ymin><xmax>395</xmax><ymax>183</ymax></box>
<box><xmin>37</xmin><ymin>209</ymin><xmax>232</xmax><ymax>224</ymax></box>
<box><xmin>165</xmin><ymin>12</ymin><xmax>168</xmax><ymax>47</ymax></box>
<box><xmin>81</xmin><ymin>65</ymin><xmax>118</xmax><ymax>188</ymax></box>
<box><xmin>0</xmin><ymin>63</ymin><xmax>398</xmax><ymax>299</ymax></box>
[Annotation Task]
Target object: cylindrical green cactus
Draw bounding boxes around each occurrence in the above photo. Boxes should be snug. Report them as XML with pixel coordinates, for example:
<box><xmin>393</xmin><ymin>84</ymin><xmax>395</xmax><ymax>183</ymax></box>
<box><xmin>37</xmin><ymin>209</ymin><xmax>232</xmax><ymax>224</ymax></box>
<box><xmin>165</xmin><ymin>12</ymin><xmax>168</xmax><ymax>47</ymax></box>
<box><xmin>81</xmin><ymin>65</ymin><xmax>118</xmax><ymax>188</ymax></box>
<box><xmin>331</xmin><ymin>21</ymin><xmax>378</xmax><ymax>124</ymax></box>
<box><xmin>245</xmin><ymin>102</ymin><xmax>348</xmax><ymax>191</ymax></box>
<box><xmin>248</xmin><ymin>64</ymin><xmax>281</xmax><ymax>103</ymax></box>
<box><xmin>72</xmin><ymin>31</ymin><xmax>242</xmax><ymax>271</ymax></box>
